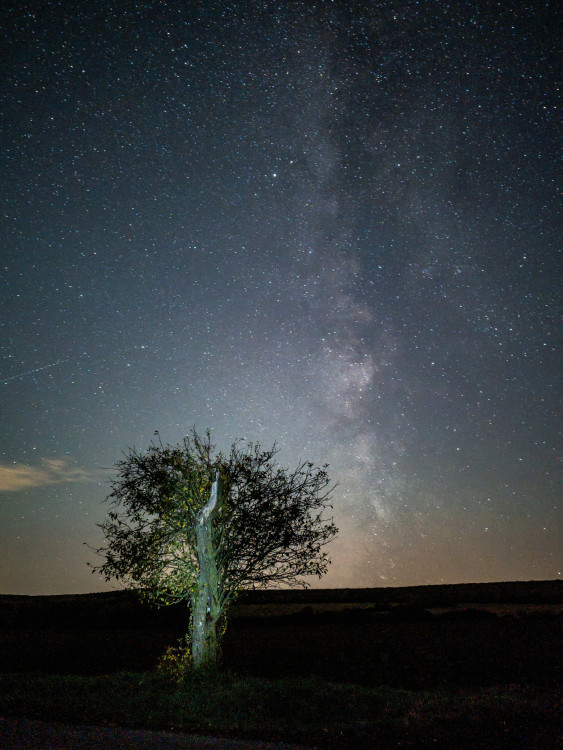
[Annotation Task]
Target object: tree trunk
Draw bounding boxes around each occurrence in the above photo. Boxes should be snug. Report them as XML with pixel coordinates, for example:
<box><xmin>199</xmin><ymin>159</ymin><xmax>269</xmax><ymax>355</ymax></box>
<box><xmin>192</xmin><ymin>474</ymin><xmax>222</xmax><ymax>670</ymax></box>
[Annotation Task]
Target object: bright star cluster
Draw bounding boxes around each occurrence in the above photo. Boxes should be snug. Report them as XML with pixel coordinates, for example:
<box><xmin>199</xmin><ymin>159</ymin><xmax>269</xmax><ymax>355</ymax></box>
<box><xmin>0</xmin><ymin>1</ymin><xmax>559</xmax><ymax>594</ymax></box>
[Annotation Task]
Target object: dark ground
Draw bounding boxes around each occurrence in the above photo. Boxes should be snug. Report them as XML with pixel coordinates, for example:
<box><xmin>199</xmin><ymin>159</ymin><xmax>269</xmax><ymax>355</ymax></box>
<box><xmin>0</xmin><ymin>718</ymin><xmax>316</xmax><ymax>750</ymax></box>
<box><xmin>0</xmin><ymin>581</ymin><xmax>560</xmax><ymax>690</ymax></box>
<box><xmin>0</xmin><ymin>582</ymin><xmax>560</xmax><ymax>748</ymax></box>
<box><xmin>0</xmin><ymin>607</ymin><xmax>559</xmax><ymax>691</ymax></box>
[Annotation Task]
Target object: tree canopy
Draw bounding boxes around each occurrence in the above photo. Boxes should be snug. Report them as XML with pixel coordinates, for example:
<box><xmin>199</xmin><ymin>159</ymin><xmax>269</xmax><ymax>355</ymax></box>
<box><xmin>91</xmin><ymin>429</ymin><xmax>338</xmax><ymax>670</ymax></box>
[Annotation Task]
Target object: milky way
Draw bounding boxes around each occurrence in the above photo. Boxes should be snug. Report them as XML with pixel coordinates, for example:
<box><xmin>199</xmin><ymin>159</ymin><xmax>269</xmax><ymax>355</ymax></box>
<box><xmin>0</xmin><ymin>1</ymin><xmax>559</xmax><ymax>593</ymax></box>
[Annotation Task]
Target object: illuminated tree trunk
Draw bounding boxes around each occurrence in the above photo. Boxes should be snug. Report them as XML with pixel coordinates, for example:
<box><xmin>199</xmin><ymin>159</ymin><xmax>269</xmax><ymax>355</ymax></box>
<box><xmin>192</xmin><ymin>474</ymin><xmax>222</xmax><ymax>670</ymax></box>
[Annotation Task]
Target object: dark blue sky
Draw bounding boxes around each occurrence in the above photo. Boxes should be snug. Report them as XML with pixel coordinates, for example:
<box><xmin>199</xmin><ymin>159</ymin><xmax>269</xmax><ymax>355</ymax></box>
<box><xmin>1</xmin><ymin>1</ymin><xmax>559</xmax><ymax>594</ymax></box>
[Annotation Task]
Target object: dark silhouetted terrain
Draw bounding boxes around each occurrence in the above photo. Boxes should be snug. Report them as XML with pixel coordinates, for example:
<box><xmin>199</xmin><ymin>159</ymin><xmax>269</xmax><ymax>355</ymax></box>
<box><xmin>0</xmin><ymin>580</ymin><xmax>560</xmax><ymax>689</ymax></box>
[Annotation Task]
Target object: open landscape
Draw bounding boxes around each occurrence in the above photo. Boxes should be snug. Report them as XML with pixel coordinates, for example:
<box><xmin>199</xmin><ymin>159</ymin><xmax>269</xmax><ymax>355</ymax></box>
<box><xmin>0</xmin><ymin>580</ymin><xmax>560</xmax><ymax>748</ymax></box>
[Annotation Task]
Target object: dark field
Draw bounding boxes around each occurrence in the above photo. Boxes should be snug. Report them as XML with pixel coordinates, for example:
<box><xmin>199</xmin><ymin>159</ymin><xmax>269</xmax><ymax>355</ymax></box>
<box><xmin>0</xmin><ymin>581</ymin><xmax>561</xmax><ymax>748</ymax></box>
<box><xmin>1</xmin><ymin>598</ymin><xmax>560</xmax><ymax>690</ymax></box>
<box><xmin>1</xmin><ymin>580</ymin><xmax>560</xmax><ymax>689</ymax></box>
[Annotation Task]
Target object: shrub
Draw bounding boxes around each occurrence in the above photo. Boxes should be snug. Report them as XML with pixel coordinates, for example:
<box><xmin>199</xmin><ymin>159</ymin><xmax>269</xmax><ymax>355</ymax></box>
<box><xmin>156</xmin><ymin>637</ymin><xmax>193</xmax><ymax>684</ymax></box>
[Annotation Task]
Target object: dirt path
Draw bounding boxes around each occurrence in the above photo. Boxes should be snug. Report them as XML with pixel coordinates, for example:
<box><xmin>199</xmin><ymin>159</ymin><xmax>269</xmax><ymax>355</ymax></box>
<box><xmin>0</xmin><ymin>717</ymin><xmax>318</xmax><ymax>749</ymax></box>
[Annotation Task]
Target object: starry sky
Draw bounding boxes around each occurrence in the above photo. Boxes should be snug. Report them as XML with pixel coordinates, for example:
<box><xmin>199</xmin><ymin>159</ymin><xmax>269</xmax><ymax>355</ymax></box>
<box><xmin>1</xmin><ymin>1</ymin><xmax>559</xmax><ymax>595</ymax></box>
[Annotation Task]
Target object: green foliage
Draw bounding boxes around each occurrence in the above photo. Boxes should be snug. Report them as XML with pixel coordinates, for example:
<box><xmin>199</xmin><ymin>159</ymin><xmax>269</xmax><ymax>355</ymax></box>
<box><xmin>93</xmin><ymin>429</ymin><xmax>337</xmax><ymax>601</ymax></box>
<box><xmin>90</xmin><ymin>428</ymin><xmax>338</xmax><ymax>669</ymax></box>
<box><xmin>156</xmin><ymin>636</ymin><xmax>193</xmax><ymax>685</ymax></box>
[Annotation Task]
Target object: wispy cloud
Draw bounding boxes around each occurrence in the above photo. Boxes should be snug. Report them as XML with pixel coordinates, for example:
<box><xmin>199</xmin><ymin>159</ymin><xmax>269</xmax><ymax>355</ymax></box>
<box><xmin>0</xmin><ymin>459</ymin><xmax>92</xmax><ymax>491</ymax></box>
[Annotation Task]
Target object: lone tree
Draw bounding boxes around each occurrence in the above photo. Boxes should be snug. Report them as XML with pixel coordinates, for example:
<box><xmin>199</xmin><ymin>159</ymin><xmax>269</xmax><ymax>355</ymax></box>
<box><xmin>91</xmin><ymin>429</ymin><xmax>337</xmax><ymax>671</ymax></box>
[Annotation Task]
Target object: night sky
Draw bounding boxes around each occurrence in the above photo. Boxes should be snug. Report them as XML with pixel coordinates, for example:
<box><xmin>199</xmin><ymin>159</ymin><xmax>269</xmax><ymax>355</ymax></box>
<box><xmin>1</xmin><ymin>1</ymin><xmax>559</xmax><ymax>595</ymax></box>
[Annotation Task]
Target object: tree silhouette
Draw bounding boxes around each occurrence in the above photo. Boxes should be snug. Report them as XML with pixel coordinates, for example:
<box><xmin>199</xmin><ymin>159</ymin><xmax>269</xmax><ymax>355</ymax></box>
<box><xmin>91</xmin><ymin>429</ymin><xmax>337</xmax><ymax>671</ymax></box>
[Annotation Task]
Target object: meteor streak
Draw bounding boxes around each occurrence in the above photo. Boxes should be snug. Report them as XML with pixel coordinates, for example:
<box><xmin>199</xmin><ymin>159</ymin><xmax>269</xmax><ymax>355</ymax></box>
<box><xmin>2</xmin><ymin>359</ymin><xmax>69</xmax><ymax>384</ymax></box>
